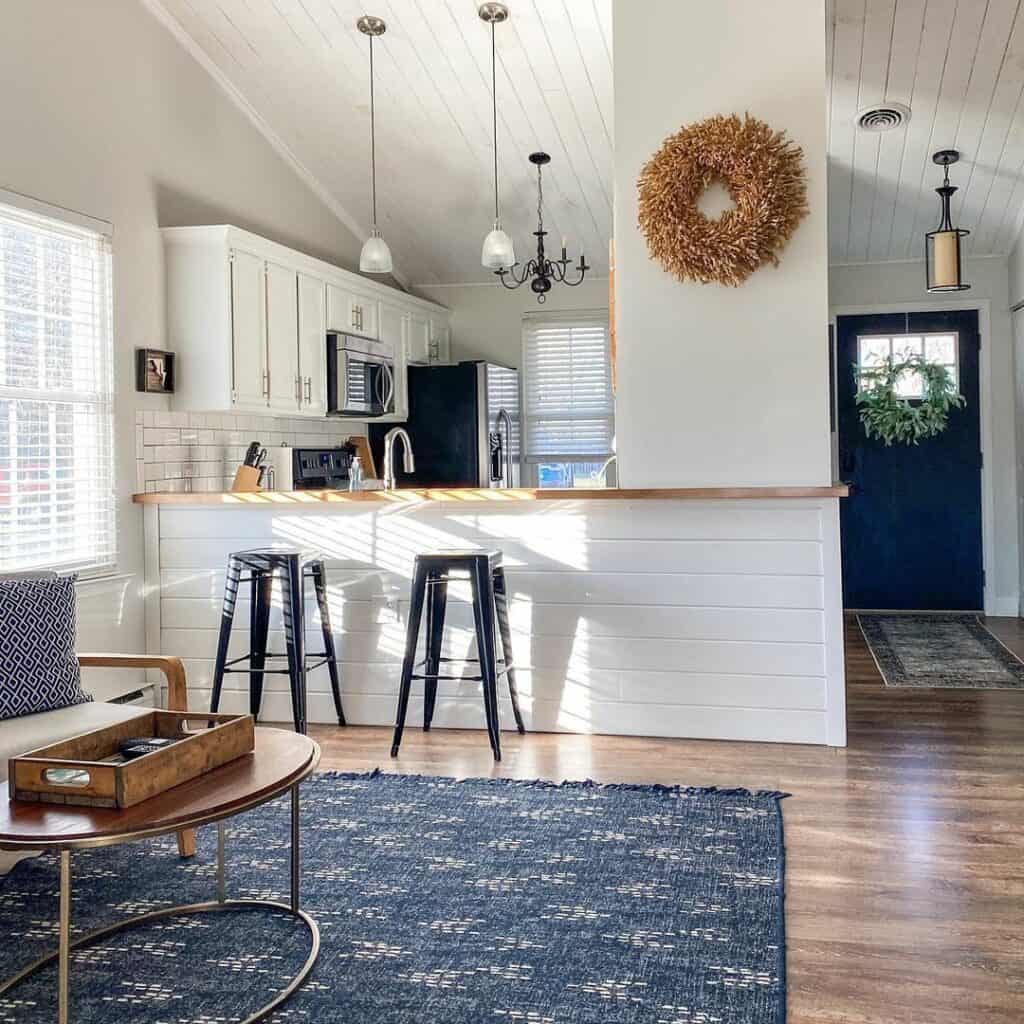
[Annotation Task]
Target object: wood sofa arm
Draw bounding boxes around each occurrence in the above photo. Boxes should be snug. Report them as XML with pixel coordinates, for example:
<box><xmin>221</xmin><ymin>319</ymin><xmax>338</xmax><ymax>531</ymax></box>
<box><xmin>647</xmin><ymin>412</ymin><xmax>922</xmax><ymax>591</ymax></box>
<box><xmin>77</xmin><ymin>654</ymin><xmax>195</xmax><ymax>858</ymax></box>
<box><xmin>77</xmin><ymin>654</ymin><xmax>188</xmax><ymax>713</ymax></box>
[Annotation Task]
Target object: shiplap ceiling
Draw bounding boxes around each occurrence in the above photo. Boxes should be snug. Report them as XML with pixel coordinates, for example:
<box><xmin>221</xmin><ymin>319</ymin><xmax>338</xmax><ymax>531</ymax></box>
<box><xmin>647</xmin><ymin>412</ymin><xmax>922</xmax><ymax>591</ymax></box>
<box><xmin>146</xmin><ymin>0</ymin><xmax>613</xmax><ymax>287</ymax></box>
<box><xmin>147</xmin><ymin>0</ymin><xmax>1024</xmax><ymax>282</ymax></box>
<box><xmin>828</xmin><ymin>0</ymin><xmax>1024</xmax><ymax>265</ymax></box>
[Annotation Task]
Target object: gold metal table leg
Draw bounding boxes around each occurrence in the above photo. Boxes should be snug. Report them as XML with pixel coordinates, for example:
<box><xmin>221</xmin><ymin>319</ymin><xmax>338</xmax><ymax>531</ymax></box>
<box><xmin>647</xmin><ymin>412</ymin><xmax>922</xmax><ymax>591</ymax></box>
<box><xmin>58</xmin><ymin>850</ymin><xmax>70</xmax><ymax>1024</ymax></box>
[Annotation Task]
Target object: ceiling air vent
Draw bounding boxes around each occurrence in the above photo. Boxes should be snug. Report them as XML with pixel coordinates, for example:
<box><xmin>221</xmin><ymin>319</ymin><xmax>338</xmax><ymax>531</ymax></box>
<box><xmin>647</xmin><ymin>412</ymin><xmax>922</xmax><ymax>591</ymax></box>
<box><xmin>856</xmin><ymin>103</ymin><xmax>911</xmax><ymax>133</ymax></box>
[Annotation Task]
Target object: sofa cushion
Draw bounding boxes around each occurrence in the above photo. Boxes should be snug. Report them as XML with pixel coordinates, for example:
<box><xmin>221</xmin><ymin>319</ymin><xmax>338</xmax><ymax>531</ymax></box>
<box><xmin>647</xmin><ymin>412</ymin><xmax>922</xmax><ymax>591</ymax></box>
<box><xmin>0</xmin><ymin>700</ymin><xmax>151</xmax><ymax>783</ymax></box>
<box><xmin>0</xmin><ymin>575</ymin><xmax>92</xmax><ymax>720</ymax></box>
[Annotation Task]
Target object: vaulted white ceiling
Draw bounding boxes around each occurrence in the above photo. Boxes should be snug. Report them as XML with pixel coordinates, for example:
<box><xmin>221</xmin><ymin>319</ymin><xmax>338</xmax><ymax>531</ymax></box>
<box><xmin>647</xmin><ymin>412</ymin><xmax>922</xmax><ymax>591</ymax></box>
<box><xmin>147</xmin><ymin>0</ymin><xmax>1024</xmax><ymax>284</ymax></box>
<box><xmin>828</xmin><ymin>0</ymin><xmax>1024</xmax><ymax>265</ymax></box>
<box><xmin>146</xmin><ymin>0</ymin><xmax>613</xmax><ymax>287</ymax></box>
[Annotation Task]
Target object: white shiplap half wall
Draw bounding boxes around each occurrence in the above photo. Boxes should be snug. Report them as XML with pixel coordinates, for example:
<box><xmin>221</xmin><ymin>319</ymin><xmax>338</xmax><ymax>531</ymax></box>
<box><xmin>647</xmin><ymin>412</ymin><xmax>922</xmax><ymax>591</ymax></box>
<box><xmin>151</xmin><ymin>499</ymin><xmax>847</xmax><ymax>746</ymax></box>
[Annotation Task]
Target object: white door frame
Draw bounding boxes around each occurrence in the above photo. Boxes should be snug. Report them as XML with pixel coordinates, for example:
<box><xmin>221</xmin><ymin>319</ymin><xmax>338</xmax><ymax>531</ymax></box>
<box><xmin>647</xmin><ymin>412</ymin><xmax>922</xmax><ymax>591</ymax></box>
<box><xmin>830</xmin><ymin>299</ymin><xmax>996</xmax><ymax>616</ymax></box>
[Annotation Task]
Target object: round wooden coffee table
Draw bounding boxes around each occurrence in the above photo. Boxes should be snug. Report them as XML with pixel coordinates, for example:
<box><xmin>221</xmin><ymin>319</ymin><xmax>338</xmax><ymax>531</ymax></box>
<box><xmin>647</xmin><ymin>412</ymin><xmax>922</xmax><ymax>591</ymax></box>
<box><xmin>0</xmin><ymin>727</ymin><xmax>320</xmax><ymax>1024</ymax></box>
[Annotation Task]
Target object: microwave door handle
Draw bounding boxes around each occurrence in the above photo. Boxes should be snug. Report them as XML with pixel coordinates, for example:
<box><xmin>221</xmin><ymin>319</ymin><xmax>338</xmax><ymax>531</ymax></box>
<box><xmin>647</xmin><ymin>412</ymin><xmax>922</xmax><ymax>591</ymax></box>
<box><xmin>383</xmin><ymin>364</ymin><xmax>395</xmax><ymax>413</ymax></box>
<box><xmin>374</xmin><ymin>364</ymin><xmax>386</xmax><ymax>412</ymax></box>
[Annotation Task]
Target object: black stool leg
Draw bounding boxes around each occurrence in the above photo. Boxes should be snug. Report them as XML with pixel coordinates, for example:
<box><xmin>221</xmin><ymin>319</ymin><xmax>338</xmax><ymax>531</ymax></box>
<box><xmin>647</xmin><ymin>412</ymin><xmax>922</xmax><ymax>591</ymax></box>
<box><xmin>470</xmin><ymin>560</ymin><xmax>502</xmax><ymax>761</ymax></box>
<box><xmin>493</xmin><ymin>567</ymin><xmax>525</xmax><ymax>735</ymax></box>
<box><xmin>282</xmin><ymin>560</ymin><xmax>307</xmax><ymax>734</ymax></box>
<box><xmin>423</xmin><ymin>571</ymin><xmax>448</xmax><ymax>731</ymax></box>
<box><xmin>310</xmin><ymin>561</ymin><xmax>345</xmax><ymax>726</ymax></box>
<box><xmin>392</xmin><ymin>560</ymin><xmax>428</xmax><ymax>757</ymax></box>
<box><xmin>210</xmin><ymin>557</ymin><xmax>242</xmax><ymax>713</ymax></box>
<box><xmin>249</xmin><ymin>570</ymin><xmax>273</xmax><ymax>720</ymax></box>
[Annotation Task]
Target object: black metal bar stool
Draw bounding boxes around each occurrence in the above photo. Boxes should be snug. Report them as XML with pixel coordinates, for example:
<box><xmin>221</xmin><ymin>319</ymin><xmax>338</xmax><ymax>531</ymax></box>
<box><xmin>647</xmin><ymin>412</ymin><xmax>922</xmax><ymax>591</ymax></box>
<box><xmin>391</xmin><ymin>550</ymin><xmax>524</xmax><ymax>761</ymax></box>
<box><xmin>209</xmin><ymin>549</ymin><xmax>345</xmax><ymax>734</ymax></box>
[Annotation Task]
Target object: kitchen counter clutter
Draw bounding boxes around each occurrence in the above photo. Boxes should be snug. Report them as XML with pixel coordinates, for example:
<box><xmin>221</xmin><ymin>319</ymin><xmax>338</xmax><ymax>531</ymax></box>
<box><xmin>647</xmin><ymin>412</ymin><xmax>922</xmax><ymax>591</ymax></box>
<box><xmin>133</xmin><ymin>484</ymin><xmax>848</xmax><ymax>505</ymax></box>
<box><xmin>139</xmin><ymin>487</ymin><xmax>847</xmax><ymax>748</ymax></box>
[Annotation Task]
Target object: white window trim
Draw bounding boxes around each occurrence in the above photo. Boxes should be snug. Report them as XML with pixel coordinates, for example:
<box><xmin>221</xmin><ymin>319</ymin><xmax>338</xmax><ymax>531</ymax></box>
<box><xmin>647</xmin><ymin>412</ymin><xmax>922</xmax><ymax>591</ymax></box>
<box><xmin>0</xmin><ymin>190</ymin><xmax>117</xmax><ymax>577</ymax></box>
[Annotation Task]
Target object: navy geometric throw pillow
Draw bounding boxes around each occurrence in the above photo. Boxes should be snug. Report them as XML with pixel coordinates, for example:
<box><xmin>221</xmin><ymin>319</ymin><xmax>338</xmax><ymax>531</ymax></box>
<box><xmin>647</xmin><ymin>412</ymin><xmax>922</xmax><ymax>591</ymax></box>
<box><xmin>0</xmin><ymin>575</ymin><xmax>92</xmax><ymax>721</ymax></box>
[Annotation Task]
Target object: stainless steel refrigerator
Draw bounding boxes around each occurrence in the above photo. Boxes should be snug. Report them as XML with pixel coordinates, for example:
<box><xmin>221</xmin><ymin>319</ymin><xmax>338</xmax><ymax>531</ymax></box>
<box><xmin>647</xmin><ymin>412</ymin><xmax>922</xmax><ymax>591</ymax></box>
<box><xmin>368</xmin><ymin>361</ymin><xmax>520</xmax><ymax>488</ymax></box>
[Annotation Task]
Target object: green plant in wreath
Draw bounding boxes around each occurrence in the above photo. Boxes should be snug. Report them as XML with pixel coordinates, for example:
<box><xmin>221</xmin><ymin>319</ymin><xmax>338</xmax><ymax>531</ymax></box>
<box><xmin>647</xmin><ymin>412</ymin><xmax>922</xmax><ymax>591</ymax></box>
<box><xmin>855</xmin><ymin>355</ymin><xmax>965</xmax><ymax>446</ymax></box>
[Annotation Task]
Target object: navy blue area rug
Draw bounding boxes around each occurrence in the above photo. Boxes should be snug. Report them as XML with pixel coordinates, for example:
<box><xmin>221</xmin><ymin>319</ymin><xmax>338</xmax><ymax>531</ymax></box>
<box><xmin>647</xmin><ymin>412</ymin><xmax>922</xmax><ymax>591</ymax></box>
<box><xmin>1</xmin><ymin>771</ymin><xmax>788</xmax><ymax>1023</ymax></box>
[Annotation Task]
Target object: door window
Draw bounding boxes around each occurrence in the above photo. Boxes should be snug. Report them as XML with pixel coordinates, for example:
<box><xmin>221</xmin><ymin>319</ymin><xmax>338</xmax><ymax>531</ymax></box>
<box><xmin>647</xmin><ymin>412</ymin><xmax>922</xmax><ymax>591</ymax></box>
<box><xmin>856</xmin><ymin>333</ymin><xmax>958</xmax><ymax>398</ymax></box>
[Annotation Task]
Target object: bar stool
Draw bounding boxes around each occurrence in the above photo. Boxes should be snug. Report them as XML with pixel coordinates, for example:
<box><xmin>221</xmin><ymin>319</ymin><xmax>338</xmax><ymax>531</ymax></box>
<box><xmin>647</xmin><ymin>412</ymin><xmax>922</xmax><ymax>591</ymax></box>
<box><xmin>209</xmin><ymin>549</ymin><xmax>345</xmax><ymax>734</ymax></box>
<box><xmin>391</xmin><ymin>550</ymin><xmax>524</xmax><ymax>761</ymax></box>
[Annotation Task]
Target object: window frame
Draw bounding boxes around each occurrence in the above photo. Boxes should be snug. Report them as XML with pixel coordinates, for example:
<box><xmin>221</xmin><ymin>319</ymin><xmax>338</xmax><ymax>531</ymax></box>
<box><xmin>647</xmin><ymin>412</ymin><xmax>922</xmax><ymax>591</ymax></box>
<box><xmin>520</xmin><ymin>308</ymin><xmax>614</xmax><ymax>488</ymax></box>
<box><xmin>0</xmin><ymin>189</ymin><xmax>117</xmax><ymax>578</ymax></box>
<box><xmin>855</xmin><ymin>331</ymin><xmax>960</xmax><ymax>401</ymax></box>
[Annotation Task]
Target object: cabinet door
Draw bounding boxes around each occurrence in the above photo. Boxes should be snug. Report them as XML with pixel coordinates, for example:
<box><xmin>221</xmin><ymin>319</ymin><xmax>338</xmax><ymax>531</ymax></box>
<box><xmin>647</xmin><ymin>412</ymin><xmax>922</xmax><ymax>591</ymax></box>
<box><xmin>430</xmin><ymin>321</ymin><xmax>451</xmax><ymax>364</ymax></box>
<box><xmin>405</xmin><ymin>312</ymin><xmax>431</xmax><ymax>364</ymax></box>
<box><xmin>326</xmin><ymin>282</ymin><xmax>380</xmax><ymax>339</ymax></box>
<box><xmin>230</xmin><ymin>249</ymin><xmax>268</xmax><ymax>408</ymax></box>
<box><xmin>265</xmin><ymin>261</ymin><xmax>300</xmax><ymax>412</ymax></box>
<box><xmin>297</xmin><ymin>273</ymin><xmax>327</xmax><ymax>416</ymax></box>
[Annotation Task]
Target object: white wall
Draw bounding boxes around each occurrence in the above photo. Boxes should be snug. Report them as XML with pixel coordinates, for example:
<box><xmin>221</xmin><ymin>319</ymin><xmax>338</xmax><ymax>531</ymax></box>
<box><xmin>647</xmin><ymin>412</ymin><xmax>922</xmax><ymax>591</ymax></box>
<box><xmin>612</xmin><ymin>0</ymin><xmax>831</xmax><ymax>488</ymax></box>
<box><xmin>829</xmin><ymin>256</ymin><xmax>1020</xmax><ymax>616</ymax></box>
<box><xmin>0</xmin><ymin>0</ymin><xmax>372</xmax><ymax>693</ymax></box>
<box><xmin>417</xmin><ymin>279</ymin><xmax>610</xmax><ymax>367</ymax></box>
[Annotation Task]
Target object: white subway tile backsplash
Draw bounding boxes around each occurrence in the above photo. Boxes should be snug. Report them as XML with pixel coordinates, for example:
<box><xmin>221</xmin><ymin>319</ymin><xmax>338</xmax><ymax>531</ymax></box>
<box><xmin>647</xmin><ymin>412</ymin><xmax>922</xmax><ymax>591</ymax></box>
<box><xmin>135</xmin><ymin>410</ymin><xmax>359</xmax><ymax>494</ymax></box>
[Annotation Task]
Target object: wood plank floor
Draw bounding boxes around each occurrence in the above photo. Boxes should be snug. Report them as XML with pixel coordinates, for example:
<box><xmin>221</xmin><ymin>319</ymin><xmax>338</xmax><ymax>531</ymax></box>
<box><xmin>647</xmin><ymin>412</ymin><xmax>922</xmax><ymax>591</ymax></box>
<box><xmin>307</xmin><ymin>615</ymin><xmax>1024</xmax><ymax>1024</ymax></box>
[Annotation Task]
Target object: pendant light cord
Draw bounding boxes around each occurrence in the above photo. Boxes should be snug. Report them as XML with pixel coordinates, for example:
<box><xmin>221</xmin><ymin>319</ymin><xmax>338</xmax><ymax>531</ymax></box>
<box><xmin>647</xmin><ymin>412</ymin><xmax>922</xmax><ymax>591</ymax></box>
<box><xmin>536</xmin><ymin>161</ymin><xmax>544</xmax><ymax>236</ymax></box>
<box><xmin>491</xmin><ymin>20</ymin><xmax>499</xmax><ymax>223</ymax></box>
<box><xmin>369</xmin><ymin>33</ymin><xmax>378</xmax><ymax>229</ymax></box>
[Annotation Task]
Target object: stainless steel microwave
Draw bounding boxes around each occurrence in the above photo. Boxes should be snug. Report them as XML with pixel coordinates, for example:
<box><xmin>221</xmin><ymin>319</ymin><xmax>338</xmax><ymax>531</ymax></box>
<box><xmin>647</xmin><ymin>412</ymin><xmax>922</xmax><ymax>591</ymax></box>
<box><xmin>326</xmin><ymin>333</ymin><xmax>396</xmax><ymax>417</ymax></box>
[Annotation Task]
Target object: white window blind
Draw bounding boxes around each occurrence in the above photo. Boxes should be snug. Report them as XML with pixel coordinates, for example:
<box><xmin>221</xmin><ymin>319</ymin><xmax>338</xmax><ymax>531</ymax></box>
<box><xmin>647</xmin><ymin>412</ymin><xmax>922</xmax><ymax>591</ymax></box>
<box><xmin>0</xmin><ymin>198</ymin><xmax>116</xmax><ymax>574</ymax></box>
<box><xmin>522</xmin><ymin>310</ymin><xmax>613</xmax><ymax>462</ymax></box>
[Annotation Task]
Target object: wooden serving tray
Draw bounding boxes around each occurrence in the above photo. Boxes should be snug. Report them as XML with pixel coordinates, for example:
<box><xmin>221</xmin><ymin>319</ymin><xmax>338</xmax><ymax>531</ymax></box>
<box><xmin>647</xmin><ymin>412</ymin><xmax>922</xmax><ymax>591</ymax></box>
<box><xmin>8</xmin><ymin>711</ymin><xmax>255</xmax><ymax>809</ymax></box>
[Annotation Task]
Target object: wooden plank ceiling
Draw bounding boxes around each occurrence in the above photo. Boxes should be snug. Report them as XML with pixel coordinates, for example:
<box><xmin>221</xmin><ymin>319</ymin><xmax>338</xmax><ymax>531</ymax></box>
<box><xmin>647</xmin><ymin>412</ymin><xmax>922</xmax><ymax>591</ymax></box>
<box><xmin>147</xmin><ymin>1</ymin><xmax>1024</xmax><ymax>282</ymax></box>
<box><xmin>828</xmin><ymin>0</ymin><xmax>1024</xmax><ymax>265</ymax></box>
<box><xmin>147</xmin><ymin>0</ymin><xmax>613</xmax><ymax>287</ymax></box>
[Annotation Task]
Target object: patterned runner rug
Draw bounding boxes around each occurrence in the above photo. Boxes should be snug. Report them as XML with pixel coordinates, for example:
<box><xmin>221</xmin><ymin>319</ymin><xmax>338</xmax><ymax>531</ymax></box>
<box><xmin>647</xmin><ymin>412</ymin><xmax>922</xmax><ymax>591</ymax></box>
<box><xmin>1</xmin><ymin>771</ymin><xmax>788</xmax><ymax>1023</ymax></box>
<box><xmin>858</xmin><ymin>614</ymin><xmax>1024</xmax><ymax>689</ymax></box>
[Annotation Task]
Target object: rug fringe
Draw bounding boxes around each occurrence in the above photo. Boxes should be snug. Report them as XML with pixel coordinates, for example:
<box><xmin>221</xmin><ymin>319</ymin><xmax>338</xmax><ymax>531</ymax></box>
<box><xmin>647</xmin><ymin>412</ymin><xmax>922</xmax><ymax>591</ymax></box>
<box><xmin>314</xmin><ymin>768</ymin><xmax>789</xmax><ymax>801</ymax></box>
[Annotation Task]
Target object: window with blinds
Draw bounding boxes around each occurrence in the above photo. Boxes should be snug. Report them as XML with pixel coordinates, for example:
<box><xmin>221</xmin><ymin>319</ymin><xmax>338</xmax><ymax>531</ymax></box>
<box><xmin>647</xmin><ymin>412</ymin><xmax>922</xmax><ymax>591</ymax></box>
<box><xmin>521</xmin><ymin>310</ymin><xmax>613</xmax><ymax>475</ymax></box>
<box><xmin>0</xmin><ymin>197</ymin><xmax>116</xmax><ymax>574</ymax></box>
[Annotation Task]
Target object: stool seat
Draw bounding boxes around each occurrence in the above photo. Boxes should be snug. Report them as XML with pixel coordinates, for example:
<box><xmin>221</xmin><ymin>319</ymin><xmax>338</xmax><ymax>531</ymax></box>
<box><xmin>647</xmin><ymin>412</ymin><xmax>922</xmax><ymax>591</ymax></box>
<box><xmin>208</xmin><ymin>549</ymin><xmax>345</xmax><ymax>734</ymax></box>
<box><xmin>390</xmin><ymin>549</ymin><xmax>523</xmax><ymax>761</ymax></box>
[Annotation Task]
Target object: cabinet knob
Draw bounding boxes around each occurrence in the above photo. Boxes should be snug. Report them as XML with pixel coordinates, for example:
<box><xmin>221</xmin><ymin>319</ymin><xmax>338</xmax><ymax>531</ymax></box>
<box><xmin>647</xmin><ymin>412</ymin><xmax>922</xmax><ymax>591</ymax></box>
<box><xmin>304</xmin><ymin>377</ymin><xmax>312</xmax><ymax>403</ymax></box>
<box><xmin>262</xmin><ymin>371</ymin><xmax>270</xmax><ymax>398</ymax></box>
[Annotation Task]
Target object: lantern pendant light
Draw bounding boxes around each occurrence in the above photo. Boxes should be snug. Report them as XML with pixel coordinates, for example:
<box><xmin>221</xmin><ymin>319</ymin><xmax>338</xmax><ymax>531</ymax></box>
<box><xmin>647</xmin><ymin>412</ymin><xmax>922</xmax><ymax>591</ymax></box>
<box><xmin>358</xmin><ymin>15</ymin><xmax>393</xmax><ymax>274</ymax></box>
<box><xmin>925</xmin><ymin>149</ymin><xmax>970</xmax><ymax>293</ymax></box>
<box><xmin>479</xmin><ymin>3</ymin><xmax>515</xmax><ymax>271</ymax></box>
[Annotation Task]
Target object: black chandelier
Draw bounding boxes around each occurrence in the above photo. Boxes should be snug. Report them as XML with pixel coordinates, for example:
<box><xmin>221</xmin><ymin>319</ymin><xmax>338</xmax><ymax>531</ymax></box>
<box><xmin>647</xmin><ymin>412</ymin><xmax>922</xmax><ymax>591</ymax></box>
<box><xmin>925</xmin><ymin>149</ymin><xmax>970</xmax><ymax>293</ymax></box>
<box><xmin>496</xmin><ymin>152</ymin><xmax>589</xmax><ymax>302</ymax></box>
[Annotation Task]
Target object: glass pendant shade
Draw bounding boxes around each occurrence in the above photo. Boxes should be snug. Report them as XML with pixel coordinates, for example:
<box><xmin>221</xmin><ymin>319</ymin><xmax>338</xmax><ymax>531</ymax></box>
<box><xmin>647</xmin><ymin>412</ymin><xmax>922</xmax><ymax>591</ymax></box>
<box><xmin>482</xmin><ymin>222</ymin><xmax>515</xmax><ymax>270</ymax></box>
<box><xmin>360</xmin><ymin>230</ymin><xmax>393</xmax><ymax>274</ymax></box>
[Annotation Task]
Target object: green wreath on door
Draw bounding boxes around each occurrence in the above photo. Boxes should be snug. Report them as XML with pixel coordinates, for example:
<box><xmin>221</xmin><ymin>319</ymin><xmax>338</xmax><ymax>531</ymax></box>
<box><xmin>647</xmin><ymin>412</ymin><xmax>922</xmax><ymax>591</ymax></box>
<box><xmin>855</xmin><ymin>356</ymin><xmax>964</xmax><ymax>446</ymax></box>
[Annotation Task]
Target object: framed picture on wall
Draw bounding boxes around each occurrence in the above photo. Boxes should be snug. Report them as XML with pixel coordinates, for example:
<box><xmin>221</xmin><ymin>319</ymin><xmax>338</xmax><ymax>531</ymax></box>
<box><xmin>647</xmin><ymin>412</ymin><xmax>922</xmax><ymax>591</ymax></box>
<box><xmin>135</xmin><ymin>348</ymin><xmax>175</xmax><ymax>394</ymax></box>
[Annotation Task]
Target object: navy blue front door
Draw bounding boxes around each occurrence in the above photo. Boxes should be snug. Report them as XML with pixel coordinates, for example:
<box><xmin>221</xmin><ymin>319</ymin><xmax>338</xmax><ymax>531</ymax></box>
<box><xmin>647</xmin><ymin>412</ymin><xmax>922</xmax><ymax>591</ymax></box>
<box><xmin>836</xmin><ymin>310</ymin><xmax>983</xmax><ymax>610</ymax></box>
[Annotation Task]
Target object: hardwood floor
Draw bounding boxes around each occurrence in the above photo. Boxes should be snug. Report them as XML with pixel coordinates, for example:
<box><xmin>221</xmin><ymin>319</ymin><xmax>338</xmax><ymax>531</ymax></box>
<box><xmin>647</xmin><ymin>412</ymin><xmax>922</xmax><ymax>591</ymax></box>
<box><xmin>307</xmin><ymin>615</ymin><xmax>1024</xmax><ymax>1024</ymax></box>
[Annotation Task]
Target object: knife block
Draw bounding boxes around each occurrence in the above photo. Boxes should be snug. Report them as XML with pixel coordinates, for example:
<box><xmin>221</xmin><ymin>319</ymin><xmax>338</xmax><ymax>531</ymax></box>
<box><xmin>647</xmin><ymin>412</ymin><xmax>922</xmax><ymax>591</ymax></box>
<box><xmin>231</xmin><ymin>465</ymin><xmax>262</xmax><ymax>492</ymax></box>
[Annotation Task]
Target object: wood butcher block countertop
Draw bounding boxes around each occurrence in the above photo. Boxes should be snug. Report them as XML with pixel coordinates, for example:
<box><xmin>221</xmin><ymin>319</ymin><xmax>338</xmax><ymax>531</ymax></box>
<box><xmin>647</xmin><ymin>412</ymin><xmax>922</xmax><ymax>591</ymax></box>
<box><xmin>133</xmin><ymin>485</ymin><xmax>848</xmax><ymax>506</ymax></box>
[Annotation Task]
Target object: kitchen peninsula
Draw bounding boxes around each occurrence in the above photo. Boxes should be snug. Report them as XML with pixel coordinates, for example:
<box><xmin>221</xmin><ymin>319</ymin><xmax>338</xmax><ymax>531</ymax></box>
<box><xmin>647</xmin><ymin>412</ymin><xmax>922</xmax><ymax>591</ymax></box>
<box><xmin>134</xmin><ymin>485</ymin><xmax>847</xmax><ymax>747</ymax></box>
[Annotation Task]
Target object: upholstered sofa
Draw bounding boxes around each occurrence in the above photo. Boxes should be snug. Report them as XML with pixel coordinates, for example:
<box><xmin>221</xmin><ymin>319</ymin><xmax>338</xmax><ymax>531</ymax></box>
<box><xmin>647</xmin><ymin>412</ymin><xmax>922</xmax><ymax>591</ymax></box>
<box><xmin>1</xmin><ymin>655</ymin><xmax>195</xmax><ymax>873</ymax></box>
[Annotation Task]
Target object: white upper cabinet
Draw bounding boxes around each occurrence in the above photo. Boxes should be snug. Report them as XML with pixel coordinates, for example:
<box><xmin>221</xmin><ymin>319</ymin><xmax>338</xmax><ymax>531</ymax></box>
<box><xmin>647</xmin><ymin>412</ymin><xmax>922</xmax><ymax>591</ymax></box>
<box><xmin>265</xmin><ymin>261</ymin><xmax>301</xmax><ymax>413</ymax></box>
<box><xmin>162</xmin><ymin>226</ymin><xmax>448</xmax><ymax>419</ymax></box>
<box><xmin>297</xmin><ymin>273</ymin><xmax>327</xmax><ymax>415</ymax></box>
<box><xmin>229</xmin><ymin>249</ymin><xmax>268</xmax><ymax>409</ymax></box>
<box><xmin>404</xmin><ymin>312</ymin><xmax>431</xmax><ymax>365</ymax></box>
<box><xmin>326</xmin><ymin>283</ymin><xmax>379</xmax><ymax>339</ymax></box>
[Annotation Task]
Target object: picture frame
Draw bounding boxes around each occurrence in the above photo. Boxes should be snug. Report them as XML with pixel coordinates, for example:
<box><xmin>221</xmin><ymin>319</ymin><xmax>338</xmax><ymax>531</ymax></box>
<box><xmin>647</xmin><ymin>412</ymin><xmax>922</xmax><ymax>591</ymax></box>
<box><xmin>135</xmin><ymin>348</ymin><xmax>175</xmax><ymax>394</ymax></box>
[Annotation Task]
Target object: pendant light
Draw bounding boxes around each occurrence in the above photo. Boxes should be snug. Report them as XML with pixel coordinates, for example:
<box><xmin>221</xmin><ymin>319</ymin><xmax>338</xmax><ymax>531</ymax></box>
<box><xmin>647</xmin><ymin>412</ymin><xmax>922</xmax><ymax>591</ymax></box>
<box><xmin>925</xmin><ymin>149</ymin><xmax>970</xmax><ymax>293</ymax></box>
<box><xmin>358</xmin><ymin>15</ymin><xmax>392</xmax><ymax>274</ymax></box>
<box><xmin>479</xmin><ymin>3</ymin><xmax>515</xmax><ymax>271</ymax></box>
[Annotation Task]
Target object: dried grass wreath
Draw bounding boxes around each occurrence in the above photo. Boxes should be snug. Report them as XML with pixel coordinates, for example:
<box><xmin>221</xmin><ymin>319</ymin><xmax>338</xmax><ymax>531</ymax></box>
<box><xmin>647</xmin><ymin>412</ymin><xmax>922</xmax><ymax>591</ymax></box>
<box><xmin>638</xmin><ymin>114</ymin><xmax>809</xmax><ymax>287</ymax></box>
